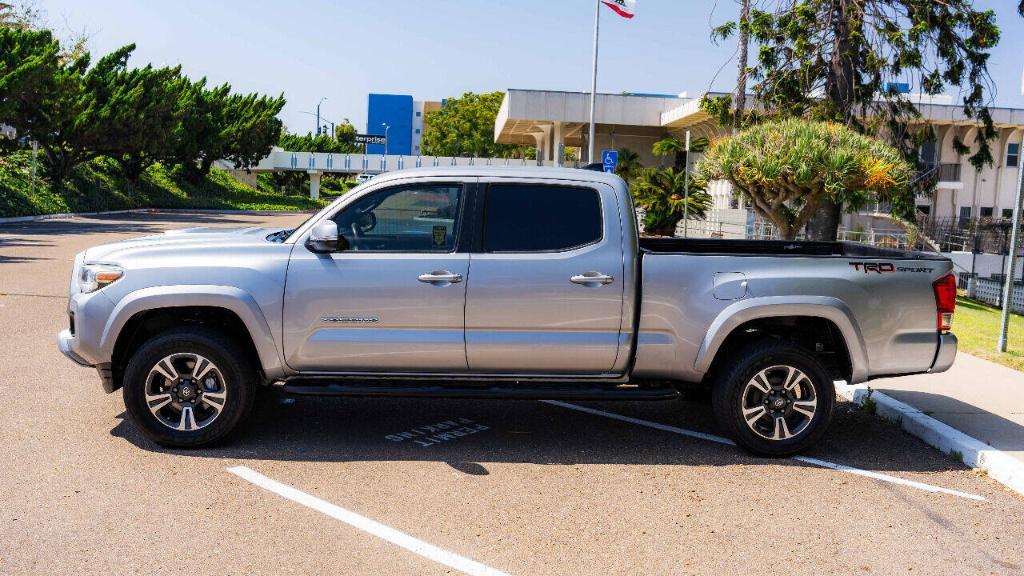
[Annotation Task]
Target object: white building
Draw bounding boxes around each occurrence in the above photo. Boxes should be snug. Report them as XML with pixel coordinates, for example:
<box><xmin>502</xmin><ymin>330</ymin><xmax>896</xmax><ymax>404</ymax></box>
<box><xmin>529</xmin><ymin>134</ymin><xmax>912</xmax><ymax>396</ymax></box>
<box><xmin>494</xmin><ymin>89</ymin><xmax>1024</xmax><ymax>239</ymax></box>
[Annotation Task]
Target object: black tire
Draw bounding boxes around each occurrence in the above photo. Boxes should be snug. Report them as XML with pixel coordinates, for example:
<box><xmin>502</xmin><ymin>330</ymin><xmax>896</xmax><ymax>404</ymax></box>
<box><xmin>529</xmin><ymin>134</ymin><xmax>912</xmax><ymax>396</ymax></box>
<box><xmin>712</xmin><ymin>340</ymin><xmax>834</xmax><ymax>457</ymax></box>
<box><xmin>123</xmin><ymin>327</ymin><xmax>255</xmax><ymax>448</ymax></box>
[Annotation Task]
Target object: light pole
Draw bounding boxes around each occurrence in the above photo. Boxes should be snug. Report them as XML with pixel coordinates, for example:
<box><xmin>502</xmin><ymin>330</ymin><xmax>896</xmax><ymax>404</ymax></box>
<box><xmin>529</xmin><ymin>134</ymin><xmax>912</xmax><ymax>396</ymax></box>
<box><xmin>315</xmin><ymin>97</ymin><xmax>327</xmax><ymax>135</ymax></box>
<box><xmin>382</xmin><ymin>123</ymin><xmax>390</xmax><ymax>156</ymax></box>
<box><xmin>998</xmin><ymin>133</ymin><xmax>1024</xmax><ymax>352</ymax></box>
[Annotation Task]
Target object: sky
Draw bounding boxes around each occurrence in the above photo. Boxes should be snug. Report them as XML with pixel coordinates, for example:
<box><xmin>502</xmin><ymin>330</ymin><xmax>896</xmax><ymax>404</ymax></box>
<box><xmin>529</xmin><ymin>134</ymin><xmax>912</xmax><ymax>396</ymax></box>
<box><xmin>35</xmin><ymin>0</ymin><xmax>1024</xmax><ymax>135</ymax></box>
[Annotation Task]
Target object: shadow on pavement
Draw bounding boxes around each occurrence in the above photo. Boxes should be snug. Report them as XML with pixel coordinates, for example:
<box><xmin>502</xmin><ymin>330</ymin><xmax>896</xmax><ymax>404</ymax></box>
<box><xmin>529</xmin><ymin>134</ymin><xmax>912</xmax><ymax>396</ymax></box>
<box><xmin>109</xmin><ymin>391</ymin><xmax>970</xmax><ymax>476</ymax></box>
<box><xmin>0</xmin><ymin>236</ymin><xmax>54</xmax><ymax>263</ymax></box>
<box><xmin>873</xmin><ymin>388</ymin><xmax>1024</xmax><ymax>452</ymax></box>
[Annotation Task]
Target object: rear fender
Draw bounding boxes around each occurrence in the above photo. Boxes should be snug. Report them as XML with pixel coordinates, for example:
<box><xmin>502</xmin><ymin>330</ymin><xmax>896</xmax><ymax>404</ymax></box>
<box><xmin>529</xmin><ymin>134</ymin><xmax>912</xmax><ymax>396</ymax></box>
<box><xmin>695</xmin><ymin>296</ymin><xmax>870</xmax><ymax>384</ymax></box>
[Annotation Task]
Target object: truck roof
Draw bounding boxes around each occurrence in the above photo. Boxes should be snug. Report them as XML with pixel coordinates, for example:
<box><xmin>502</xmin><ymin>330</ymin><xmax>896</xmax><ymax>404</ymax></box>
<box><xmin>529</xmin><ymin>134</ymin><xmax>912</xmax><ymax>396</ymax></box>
<box><xmin>365</xmin><ymin>166</ymin><xmax>626</xmax><ymax>187</ymax></box>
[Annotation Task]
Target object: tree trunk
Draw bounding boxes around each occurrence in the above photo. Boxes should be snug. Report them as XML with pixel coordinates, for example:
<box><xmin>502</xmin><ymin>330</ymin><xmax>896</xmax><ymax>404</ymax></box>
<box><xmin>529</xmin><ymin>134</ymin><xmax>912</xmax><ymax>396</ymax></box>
<box><xmin>806</xmin><ymin>0</ymin><xmax>861</xmax><ymax>240</ymax></box>
<box><xmin>806</xmin><ymin>198</ymin><xmax>841</xmax><ymax>241</ymax></box>
<box><xmin>733</xmin><ymin>0</ymin><xmax>750</xmax><ymax>121</ymax></box>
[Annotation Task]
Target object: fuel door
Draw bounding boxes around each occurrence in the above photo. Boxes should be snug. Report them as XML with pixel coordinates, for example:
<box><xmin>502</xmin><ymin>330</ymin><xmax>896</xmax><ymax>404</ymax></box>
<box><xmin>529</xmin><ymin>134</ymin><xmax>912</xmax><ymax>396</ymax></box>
<box><xmin>713</xmin><ymin>272</ymin><xmax>748</xmax><ymax>300</ymax></box>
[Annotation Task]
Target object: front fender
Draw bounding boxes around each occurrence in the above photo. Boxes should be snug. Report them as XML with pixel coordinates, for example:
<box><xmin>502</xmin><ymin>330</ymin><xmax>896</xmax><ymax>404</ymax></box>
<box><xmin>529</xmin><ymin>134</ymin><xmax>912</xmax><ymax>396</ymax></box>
<box><xmin>99</xmin><ymin>285</ymin><xmax>287</xmax><ymax>380</ymax></box>
<box><xmin>694</xmin><ymin>296</ymin><xmax>870</xmax><ymax>384</ymax></box>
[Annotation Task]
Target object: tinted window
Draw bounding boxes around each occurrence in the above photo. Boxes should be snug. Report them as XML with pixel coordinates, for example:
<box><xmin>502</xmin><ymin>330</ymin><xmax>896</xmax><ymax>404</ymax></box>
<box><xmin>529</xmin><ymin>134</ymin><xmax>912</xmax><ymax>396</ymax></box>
<box><xmin>333</xmin><ymin>185</ymin><xmax>462</xmax><ymax>252</ymax></box>
<box><xmin>484</xmin><ymin>185</ymin><xmax>602</xmax><ymax>252</ymax></box>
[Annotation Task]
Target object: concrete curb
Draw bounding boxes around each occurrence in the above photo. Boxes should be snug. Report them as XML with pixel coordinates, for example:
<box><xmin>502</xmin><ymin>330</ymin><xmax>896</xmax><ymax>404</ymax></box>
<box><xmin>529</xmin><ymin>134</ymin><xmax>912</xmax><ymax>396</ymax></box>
<box><xmin>0</xmin><ymin>207</ymin><xmax>313</xmax><ymax>225</ymax></box>
<box><xmin>836</xmin><ymin>381</ymin><xmax>1024</xmax><ymax>497</ymax></box>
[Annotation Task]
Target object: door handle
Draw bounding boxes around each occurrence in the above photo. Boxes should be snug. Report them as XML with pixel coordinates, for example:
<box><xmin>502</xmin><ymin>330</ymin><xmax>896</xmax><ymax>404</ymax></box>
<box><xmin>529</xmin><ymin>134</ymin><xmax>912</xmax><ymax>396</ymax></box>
<box><xmin>418</xmin><ymin>271</ymin><xmax>463</xmax><ymax>285</ymax></box>
<box><xmin>570</xmin><ymin>272</ymin><xmax>614</xmax><ymax>286</ymax></box>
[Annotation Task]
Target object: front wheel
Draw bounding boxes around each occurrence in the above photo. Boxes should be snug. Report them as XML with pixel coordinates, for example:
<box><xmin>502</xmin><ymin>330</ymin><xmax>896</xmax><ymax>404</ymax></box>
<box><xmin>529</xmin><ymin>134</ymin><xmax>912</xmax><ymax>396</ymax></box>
<box><xmin>122</xmin><ymin>328</ymin><xmax>255</xmax><ymax>448</ymax></box>
<box><xmin>712</xmin><ymin>340</ymin><xmax>835</xmax><ymax>457</ymax></box>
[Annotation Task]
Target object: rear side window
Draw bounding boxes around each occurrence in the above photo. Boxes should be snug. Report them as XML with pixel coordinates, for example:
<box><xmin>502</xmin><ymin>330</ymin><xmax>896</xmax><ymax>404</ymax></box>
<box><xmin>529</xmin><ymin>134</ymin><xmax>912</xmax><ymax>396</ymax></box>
<box><xmin>483</xmin><ymin>185</ymin><xmax>602</xmax><ymax>252</ymax></box>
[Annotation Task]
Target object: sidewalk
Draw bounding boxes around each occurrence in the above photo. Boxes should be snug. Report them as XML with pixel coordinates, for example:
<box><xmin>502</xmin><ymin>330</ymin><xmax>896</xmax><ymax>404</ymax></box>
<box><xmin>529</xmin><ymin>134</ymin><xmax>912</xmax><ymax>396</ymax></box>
<box><xmin>842</xmin><ymin>352</ymin><xmax>1024</xmax><ymax>495</ymax></box>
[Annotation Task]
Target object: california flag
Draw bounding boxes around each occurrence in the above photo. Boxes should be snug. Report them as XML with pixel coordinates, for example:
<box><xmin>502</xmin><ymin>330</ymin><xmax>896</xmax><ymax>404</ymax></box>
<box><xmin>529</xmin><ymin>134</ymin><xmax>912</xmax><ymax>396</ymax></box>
<box><xmin>601</xmin><ymin>0</ymin><xmax>636</xmax><ymax>19</ymax></box>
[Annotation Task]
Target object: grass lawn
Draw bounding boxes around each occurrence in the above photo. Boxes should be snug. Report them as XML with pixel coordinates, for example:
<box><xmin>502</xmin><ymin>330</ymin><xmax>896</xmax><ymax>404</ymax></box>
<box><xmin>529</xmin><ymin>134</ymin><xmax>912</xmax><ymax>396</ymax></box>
<box><xmin>953</xmin><ymin>296</ymin><xmax>1024</xmax><ymax>371</ymax></box>
<box><xmin>0</xmin><ymin>151</ymin><xmax>328</xmax><ymax>218</ymax></box>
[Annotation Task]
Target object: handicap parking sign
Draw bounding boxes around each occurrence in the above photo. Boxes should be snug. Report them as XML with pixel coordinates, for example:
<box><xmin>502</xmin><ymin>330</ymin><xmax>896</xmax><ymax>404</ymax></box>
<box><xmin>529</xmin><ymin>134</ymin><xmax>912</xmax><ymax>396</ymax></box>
<box><xmin>602</xmin><ymin>150</ymin><xmax>618</xmax><ymax>173</ymax></box>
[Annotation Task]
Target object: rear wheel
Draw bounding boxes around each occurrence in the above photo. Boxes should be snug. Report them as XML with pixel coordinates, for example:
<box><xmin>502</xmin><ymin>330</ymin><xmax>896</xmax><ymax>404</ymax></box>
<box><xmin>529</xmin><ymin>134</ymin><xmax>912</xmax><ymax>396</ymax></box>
<box><xmin>712</xmin><ymin>340</ymin><xmax>834</xmax><ymax>457</ymax></box>
<box><xmin>123</xmin><ymin>328</ymin><xmax>255</xmax><ymax>448</ymax></box>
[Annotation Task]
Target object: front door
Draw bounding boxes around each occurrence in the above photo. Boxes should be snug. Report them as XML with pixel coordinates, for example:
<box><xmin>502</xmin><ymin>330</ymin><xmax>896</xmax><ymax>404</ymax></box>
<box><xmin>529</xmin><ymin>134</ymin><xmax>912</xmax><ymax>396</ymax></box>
<box><xmin>464</xmin><ymin>181</ymin><xmax>626</xmax><ymax>375</ymax></box>
<box><xmin>283</xmin><ymin>181</ymin><xmax>469</xmax><ymax>373</ymax></box>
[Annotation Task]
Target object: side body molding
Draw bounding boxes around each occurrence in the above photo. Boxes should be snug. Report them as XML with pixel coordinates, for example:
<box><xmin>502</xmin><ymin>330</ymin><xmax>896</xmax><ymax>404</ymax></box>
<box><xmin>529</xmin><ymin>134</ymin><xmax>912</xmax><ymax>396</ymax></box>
<box><xmin>694</xmin><ymin>296</ymin><xmax>871</xmax><ymax>384</ymax></box>
<box><xmin>99</xmin><ymin>285</ymin><xmax>287</xmax><ymax>380</ymax></box>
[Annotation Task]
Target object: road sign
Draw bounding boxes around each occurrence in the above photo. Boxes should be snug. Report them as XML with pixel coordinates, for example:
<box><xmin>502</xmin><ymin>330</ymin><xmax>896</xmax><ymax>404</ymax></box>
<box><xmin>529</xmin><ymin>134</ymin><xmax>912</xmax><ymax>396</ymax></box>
<box><xmin>602</xmin><ymin>150</ymin><xmax>618</xmax><ymax>173</ymax></box>
<box><xmin>354</xmin><ymin>134</ymin><xmax>387</xmax><ymax>146</ymax></box>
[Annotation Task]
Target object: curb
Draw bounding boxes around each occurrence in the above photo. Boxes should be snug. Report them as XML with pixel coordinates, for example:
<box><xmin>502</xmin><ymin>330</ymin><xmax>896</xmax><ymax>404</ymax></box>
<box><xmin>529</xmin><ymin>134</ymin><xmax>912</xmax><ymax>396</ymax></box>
<box><xmin>0</xmin><ymin>207</ymin><xmax>314</xmax><ymax>225</ymax></box>
<box><xmin>836</xmin><ymin>381</ymin><xmax>1024</xmax><ymax>497</ymax></box>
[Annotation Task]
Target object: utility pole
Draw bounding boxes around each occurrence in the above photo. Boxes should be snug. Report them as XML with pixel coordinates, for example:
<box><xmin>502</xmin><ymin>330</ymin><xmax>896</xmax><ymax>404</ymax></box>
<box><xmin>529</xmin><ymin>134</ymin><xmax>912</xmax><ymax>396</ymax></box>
<box><xmin>998</xmin><ymin>133</ymin><xmax>1024</xmax><ymax>352</ymax></box>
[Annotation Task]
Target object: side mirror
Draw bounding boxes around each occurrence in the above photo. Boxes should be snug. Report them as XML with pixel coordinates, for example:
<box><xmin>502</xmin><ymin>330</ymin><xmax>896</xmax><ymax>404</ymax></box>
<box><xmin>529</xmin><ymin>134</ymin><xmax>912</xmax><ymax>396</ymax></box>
<box><xmin>306</xmin><ymin>220</ymin><xmax>341</xmax><ymax>254</ymax></box>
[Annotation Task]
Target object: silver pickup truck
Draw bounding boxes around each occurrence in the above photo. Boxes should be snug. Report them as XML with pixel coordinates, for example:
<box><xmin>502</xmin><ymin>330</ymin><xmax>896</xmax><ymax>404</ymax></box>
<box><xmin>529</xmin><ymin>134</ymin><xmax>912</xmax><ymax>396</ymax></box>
<box><xmin>58</xmin><ymin>167</ymin><xmax>958</xmax><ymax>456</ymax></box>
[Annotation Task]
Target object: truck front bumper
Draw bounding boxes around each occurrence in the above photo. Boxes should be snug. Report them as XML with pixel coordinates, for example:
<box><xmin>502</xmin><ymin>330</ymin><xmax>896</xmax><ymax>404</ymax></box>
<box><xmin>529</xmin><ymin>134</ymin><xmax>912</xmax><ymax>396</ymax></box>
<box><xmin>930</xmin><ymin>333</ymin><xmax>958</xmax><ymax>373</ymax></box>
<box><xmin>58</xmin><ymin>329</ymin><xmax>117</xmax><ymax>393</ymax></box>
<box><xmin>58</xmin><ymin>328</ymin><xmax>90</xmax><ymax>367</ymax></box>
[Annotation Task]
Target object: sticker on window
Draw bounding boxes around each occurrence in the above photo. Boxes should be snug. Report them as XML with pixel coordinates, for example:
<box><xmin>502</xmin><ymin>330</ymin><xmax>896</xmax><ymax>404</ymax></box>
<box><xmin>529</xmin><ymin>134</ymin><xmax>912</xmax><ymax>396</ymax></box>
<box><xmin>432</xmin><ymin>225</ymin><xmax>447</xmax><ymax>247</ymax></box>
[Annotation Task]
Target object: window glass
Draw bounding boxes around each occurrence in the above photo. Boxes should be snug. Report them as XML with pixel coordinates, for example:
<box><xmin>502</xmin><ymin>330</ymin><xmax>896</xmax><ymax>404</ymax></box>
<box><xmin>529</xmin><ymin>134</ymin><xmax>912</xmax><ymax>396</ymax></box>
<box><xmin>484</xmin><ymin>185</ymin><xmax>602</xmax><ymax>252</ymax></box>
<box><xmin>1008</xmin><ymin>143</ymin><xmax>1020</xmax><ymax>168</ymax></box>
<box><xmin>1004</xmin><ymin>209</ymin><xmax>1014</xmax><ymax>219</ymax></box>
<box><xmin>981</xmin><ymin>207</ymin><xmax>994</xmax><ymax>218</ymax></box>
<box><xmin>333</xmin><ymin>185</ymin><xmax>462</xmax><ymax>252</ymax></box>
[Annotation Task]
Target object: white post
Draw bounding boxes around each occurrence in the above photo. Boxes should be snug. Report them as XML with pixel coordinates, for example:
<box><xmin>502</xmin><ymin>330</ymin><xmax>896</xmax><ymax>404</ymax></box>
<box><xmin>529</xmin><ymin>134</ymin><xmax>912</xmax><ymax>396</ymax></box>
<box><xmin>588</xmin><ymin>0</ymin><xmax>600</xmax><ymax>164</ymax></box>
<box><xmin>998</xmin><ymin>133</ymin><xmax>1024</xmax><ymax>352</ymax></box>
<box><xmin>308</xmin><ymin>170</ymin><xmax>322</xmax><ymax>200</ymax></box>
<box><xmin>682</xmin><ymin>130</ymin><xmax>691</xmax><ymax>238</ymax></box>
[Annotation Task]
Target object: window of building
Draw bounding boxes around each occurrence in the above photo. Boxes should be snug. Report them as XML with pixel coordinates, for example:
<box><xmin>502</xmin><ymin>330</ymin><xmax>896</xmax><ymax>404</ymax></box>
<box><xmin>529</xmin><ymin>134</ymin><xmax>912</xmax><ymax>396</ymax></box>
<box><xmin>1004</xmin><ymin>209</ymin><xmax>1014</xmax><ymax>219</ymax></box>
<box><xmin>981</xmin><ymin>207</ymin><xmax>994</xmax><ymax>218</ymax></box>
<box><xmin>1008</xmin><ymin>143</ymin><xmax>1020</xmax><ymax>168</ymax></box>
<box><xmin>917</xmin><ymin>205</ymin><xmax>931</xmax><ymax>216</ymax></box>
<box><xmin>484</xmin><ymin>185</ymin><xmax>602</xmax><ymax>252</ymax></box>
<box><xmin>729</xmin><ymin>197</ymin><xmax>739</xmax><ymax>210</ymax></box>
<box><xmin>415</xmin><ymin>128</ymin><xmax>421</xmax><ymax>134</ymax></box>
<box><xmin>416</xmin><ymin>111</ymin><xmax>422</xmax><ymax>117</ymax></box>
<box><xmin>958</xmin><ymin>206</ymin><xmax>972</xmax><ymax>227</ymax></box>
<box><xmin>332</xmin><ymin>185</ymin><xmax>462</xmax><ymax>252</ymax></box>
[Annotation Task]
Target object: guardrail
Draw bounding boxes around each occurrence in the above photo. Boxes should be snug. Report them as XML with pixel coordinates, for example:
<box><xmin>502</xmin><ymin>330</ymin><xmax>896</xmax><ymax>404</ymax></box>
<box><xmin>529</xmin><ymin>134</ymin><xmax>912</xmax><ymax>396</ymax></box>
<box><xmin>243</xmin><ymin>151</ymin><xmax>584</xmax><ymax>174</ymax></box>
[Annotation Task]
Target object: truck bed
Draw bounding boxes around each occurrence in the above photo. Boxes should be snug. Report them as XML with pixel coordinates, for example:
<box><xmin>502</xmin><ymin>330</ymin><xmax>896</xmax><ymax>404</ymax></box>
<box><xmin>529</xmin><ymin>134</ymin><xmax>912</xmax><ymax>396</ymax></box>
<box><xmin>639</xmin><ymin>237</ymin><xmax>947</xmax><ymax>260</ymax></box>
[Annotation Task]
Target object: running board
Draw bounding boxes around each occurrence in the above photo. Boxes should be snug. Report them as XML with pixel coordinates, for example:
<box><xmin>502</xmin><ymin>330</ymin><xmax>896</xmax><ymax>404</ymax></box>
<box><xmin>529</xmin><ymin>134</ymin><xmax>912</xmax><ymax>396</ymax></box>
<box><xmin>281</xmin><ymin>381</ymin><xmax>680</xmax><ymax>401</ymax></box>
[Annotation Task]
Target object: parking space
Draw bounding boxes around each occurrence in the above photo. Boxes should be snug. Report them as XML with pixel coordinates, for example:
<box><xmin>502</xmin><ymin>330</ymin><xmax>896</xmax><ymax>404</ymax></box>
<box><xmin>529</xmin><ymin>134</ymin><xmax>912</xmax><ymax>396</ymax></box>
<box><xmin>2</xmin><ymin>212</ymin><xmax>1023</xmax><ymax>575</ymax></box>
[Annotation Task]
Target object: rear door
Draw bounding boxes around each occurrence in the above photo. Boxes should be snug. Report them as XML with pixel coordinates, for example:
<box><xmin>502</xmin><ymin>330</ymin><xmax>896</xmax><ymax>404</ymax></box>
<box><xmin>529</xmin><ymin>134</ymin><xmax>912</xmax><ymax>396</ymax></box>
<box><xmin>283</xmin><ymin>180</ymin><xmax>470</xmax><ymax>373</ymax></box>
<box><xmin>464</xmin><ymin>180</ymin><xmax>626</xmax><ymax>375</ymax></box>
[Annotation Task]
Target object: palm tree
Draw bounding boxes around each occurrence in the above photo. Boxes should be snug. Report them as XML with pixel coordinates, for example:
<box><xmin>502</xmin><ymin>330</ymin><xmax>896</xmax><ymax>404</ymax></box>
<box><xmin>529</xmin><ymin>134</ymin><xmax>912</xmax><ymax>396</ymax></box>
<box><xmin>631</xmin><ymin>167</ymin><xmax>712</xmax><ymax>236</ymax></box>
<box><xmin>614</xmin><ymin>147</ymin><xmax>642</xmax><ymax>180</ymax></box>
<box><xmin>652</xmin><ymin>135</ymin><xmax>709</xmax><ymax>170</ymax></box>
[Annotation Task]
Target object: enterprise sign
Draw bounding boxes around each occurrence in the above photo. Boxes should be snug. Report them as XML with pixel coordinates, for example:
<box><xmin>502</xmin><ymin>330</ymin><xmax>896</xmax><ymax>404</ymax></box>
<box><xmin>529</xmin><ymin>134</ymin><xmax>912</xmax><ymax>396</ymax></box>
<box><xmin>354</xmin><ymin>134</ymin><xmax>387</xmax><ymax>146</ymax></box>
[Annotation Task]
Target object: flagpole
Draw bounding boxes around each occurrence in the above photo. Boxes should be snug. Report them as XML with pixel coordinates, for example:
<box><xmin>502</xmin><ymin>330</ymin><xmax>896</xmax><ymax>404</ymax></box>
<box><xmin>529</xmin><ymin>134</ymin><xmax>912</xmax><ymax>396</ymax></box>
<box><xmin>588</xmin><ymin>0</ymin><xmax>600</xmax><ymax>164</ymax></box>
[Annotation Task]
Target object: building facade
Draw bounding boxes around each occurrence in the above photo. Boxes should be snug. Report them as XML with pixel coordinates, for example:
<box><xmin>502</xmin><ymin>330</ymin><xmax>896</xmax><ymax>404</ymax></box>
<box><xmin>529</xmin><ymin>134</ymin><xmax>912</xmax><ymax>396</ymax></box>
<box><xmin>494</xmin><ymin>88</ymin><xmax>1024</xmax><ymax>242</ymax></box>
<box><xmin>366</xmin><ymin>93</ymin><xmax>442</xmax><ymax>156</ymax></box>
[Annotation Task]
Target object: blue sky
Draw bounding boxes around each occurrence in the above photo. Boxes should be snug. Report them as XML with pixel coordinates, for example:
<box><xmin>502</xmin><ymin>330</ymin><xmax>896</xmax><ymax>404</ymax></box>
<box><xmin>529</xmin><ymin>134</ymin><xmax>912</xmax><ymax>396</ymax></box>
<box><xmin>38</xmin><ymin>0</ymin><xmax>1024</xmax><ymax>134</ymax></box>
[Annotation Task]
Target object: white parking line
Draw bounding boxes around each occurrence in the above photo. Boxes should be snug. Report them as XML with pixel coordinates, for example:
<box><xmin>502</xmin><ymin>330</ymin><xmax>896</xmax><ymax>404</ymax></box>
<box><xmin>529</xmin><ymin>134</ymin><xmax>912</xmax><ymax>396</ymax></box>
<box><xmin>540</xmin><ymin>400</ymin><xmax>986</xmax><ymax>502</ymax></box>
<box><xmin>227</xmin><ymin>466</ymin><xmax>510</xmax><ymax>576</ymax></box>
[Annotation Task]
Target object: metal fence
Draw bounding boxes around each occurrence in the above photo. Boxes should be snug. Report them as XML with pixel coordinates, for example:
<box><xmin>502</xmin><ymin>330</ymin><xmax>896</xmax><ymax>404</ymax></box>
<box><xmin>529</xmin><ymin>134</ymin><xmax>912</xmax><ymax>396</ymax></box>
<box><xmin>917</xmin><ymin>215</ymin><xmax>1017</xmax><ymax>254</ymax></box>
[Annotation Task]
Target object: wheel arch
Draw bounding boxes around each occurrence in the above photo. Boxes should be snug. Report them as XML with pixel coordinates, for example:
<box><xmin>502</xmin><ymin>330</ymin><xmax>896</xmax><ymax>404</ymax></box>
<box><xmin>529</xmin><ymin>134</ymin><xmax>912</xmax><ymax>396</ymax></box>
<box><xmin>102</xmin><ymin>286</ymin><xmax>285</xmax><ymax>391</ymax></box>
<box><xmin>696</xmin><ymin>296</ymin><xmax>869</xmax><ymax>384</ymax></box>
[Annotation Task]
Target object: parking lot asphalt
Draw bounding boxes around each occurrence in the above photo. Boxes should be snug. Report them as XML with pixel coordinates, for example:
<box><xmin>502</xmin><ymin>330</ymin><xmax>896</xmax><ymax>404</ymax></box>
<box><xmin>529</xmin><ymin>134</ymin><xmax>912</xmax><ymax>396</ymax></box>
<box><xmin>1</xmin><ymin>212</ymin><xmax>1023</xmax><ymax>575</ymax></box>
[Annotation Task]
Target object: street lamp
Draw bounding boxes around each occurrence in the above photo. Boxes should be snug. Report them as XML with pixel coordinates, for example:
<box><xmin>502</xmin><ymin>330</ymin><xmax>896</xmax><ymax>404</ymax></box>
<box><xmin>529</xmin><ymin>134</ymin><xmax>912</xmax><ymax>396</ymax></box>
<box><xmin>316</xmin><ymin>97</ymin><xmax>327</xmax><ymax>135</ymax></box>
<box><xmin>382</xmin><ymin>123</ymin><xmax>390</xmax><ymax>156</ymax></box>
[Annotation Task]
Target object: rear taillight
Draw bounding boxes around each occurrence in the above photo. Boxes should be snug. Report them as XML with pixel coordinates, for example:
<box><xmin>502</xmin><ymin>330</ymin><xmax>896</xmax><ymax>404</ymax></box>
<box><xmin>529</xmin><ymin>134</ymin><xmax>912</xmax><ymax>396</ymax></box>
<box><xmin>933</xmin><ymin>274</ymin><xmax>957</xmax><ymax>332</ymax></box>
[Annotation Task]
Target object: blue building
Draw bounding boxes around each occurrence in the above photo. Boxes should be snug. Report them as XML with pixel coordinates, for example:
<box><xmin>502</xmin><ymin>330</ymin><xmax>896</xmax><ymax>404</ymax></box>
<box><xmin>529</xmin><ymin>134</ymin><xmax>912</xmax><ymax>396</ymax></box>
<box><xmin>366</xmin><ymin>94</ymin><xmax>414</xmax><ymax>156</ymax></box>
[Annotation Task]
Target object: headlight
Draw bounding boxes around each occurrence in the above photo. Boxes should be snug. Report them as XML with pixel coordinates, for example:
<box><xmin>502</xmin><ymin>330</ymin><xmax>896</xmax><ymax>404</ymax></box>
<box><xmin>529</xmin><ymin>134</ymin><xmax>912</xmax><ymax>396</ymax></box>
<box><xmin>78</xmin><ymin>264</ymin><xmax>124</xmax><ymax>294</ymax></box>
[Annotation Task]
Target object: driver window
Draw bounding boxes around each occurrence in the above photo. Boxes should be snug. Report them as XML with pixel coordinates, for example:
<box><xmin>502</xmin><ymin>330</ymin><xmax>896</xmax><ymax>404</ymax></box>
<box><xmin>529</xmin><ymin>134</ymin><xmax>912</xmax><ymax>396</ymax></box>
<box><xmin>332</xmin><ymin>185</ymin><xmax>463</xmax><ymax>252</ymax></box>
